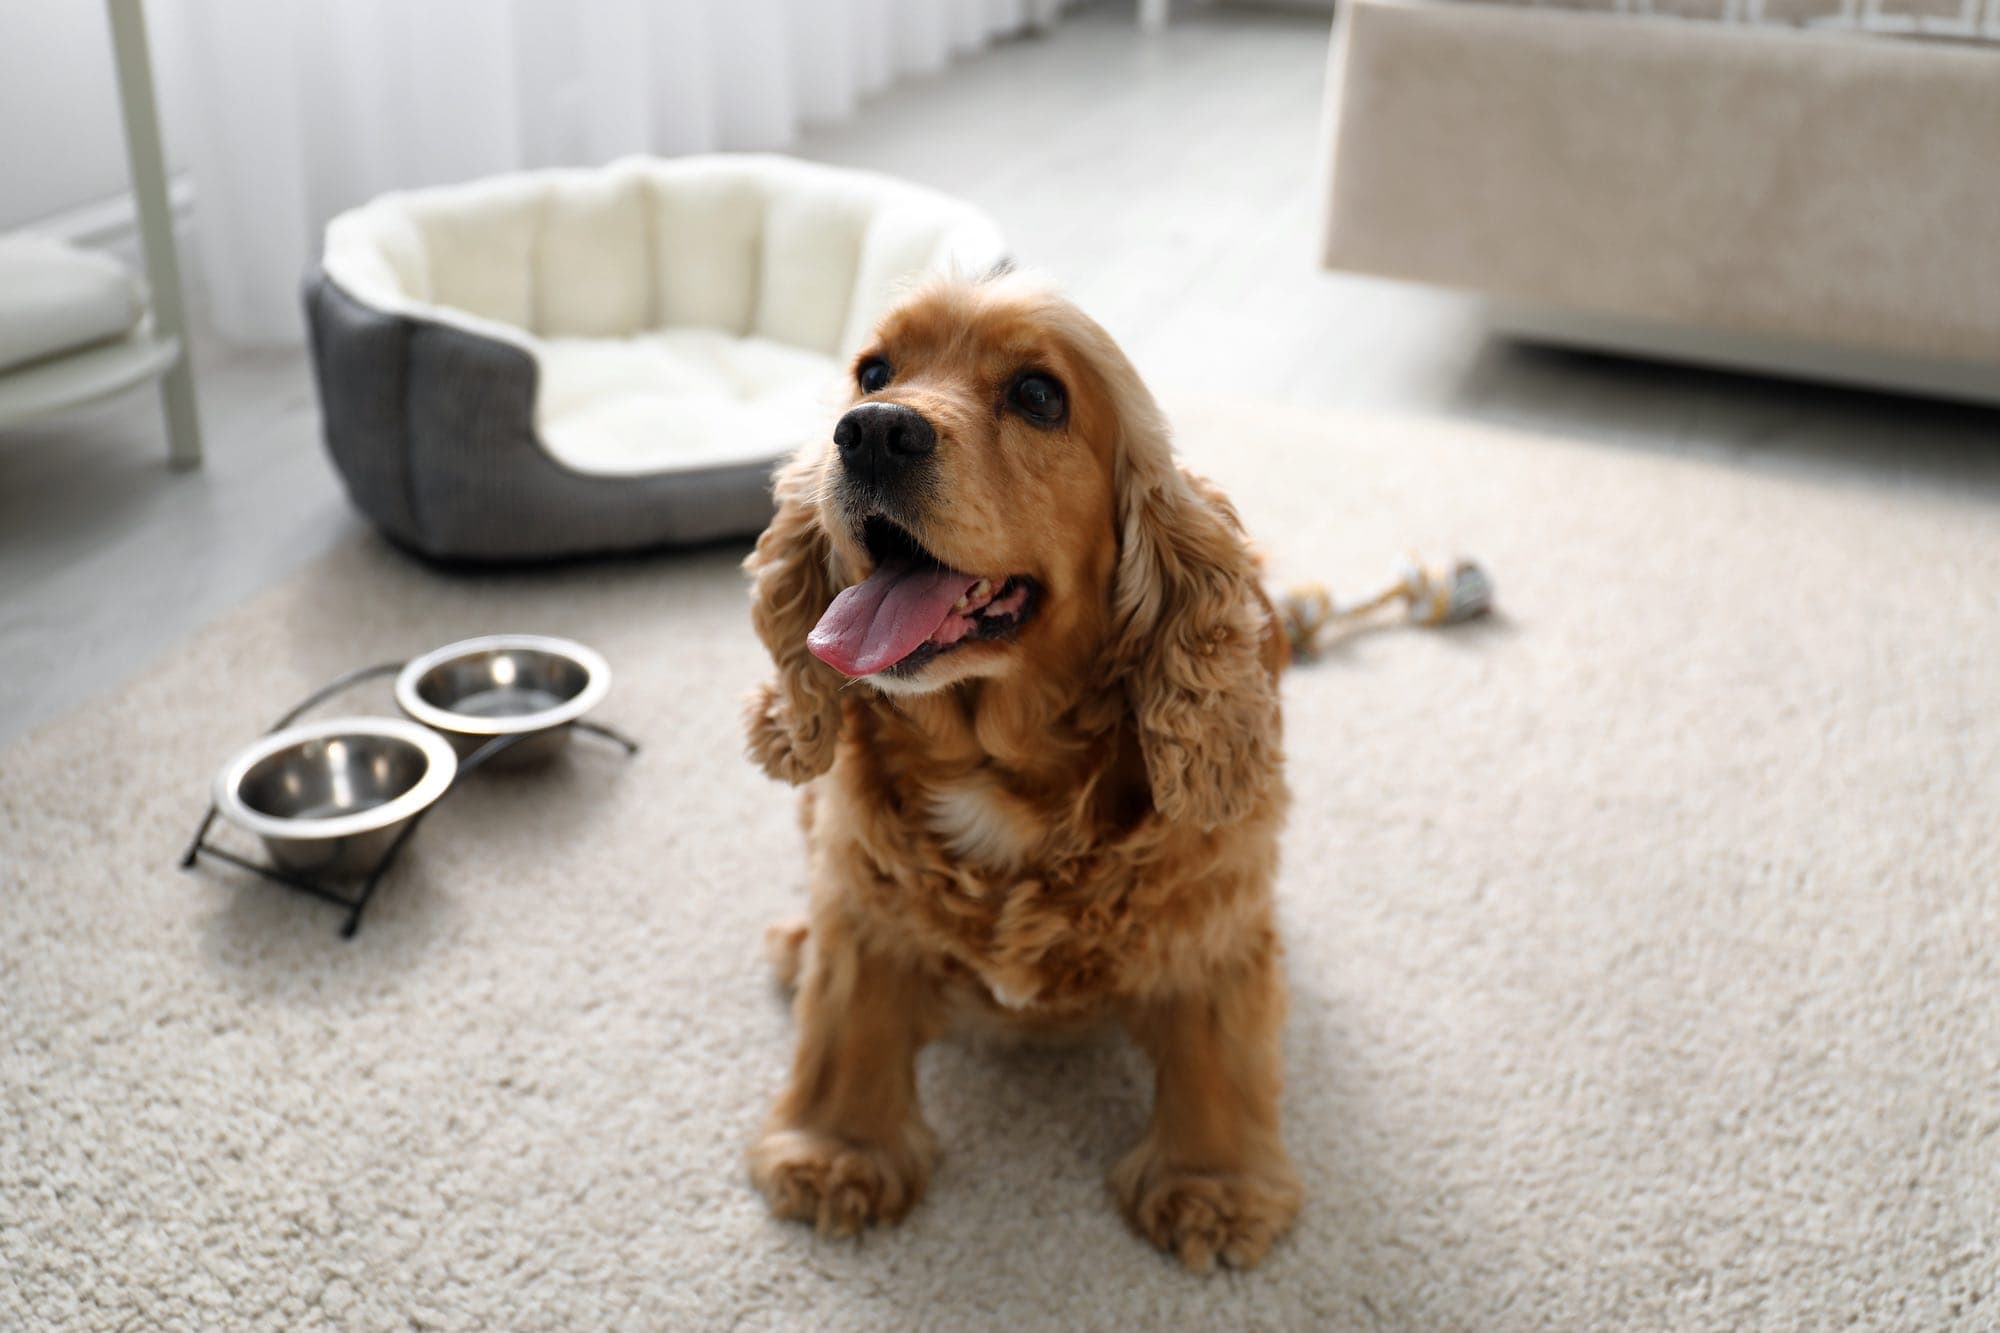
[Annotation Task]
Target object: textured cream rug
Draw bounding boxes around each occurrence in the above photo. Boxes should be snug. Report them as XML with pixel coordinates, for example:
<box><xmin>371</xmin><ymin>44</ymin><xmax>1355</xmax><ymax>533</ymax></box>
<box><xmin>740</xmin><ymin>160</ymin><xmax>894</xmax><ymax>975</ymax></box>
<box><xmin>4</xmin><ymin>399</ymin><xmax>1995</xmax><ymax>1330</ymax></box>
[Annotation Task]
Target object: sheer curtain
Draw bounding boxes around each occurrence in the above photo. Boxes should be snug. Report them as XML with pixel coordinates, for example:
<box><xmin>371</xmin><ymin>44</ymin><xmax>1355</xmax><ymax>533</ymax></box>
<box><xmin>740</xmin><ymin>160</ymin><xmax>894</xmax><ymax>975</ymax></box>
<box><xmin>157</xmin><ymin>0</ymin><xmax>1064</xmax><ymax>345</ymax></box>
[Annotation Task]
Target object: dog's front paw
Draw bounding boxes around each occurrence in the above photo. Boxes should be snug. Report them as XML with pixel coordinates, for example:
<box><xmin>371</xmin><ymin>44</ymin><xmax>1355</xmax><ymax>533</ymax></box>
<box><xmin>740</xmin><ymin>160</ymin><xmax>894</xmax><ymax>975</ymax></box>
<box><xmin>1111</xmin><ymin>1144</ymin><xmax>1301</xmax><ymax>1273</ymax></box>
<box><xmin>749</xmin><ymin>1122</ymin><xmax>936</xmax><ymax>1237</ymax></box>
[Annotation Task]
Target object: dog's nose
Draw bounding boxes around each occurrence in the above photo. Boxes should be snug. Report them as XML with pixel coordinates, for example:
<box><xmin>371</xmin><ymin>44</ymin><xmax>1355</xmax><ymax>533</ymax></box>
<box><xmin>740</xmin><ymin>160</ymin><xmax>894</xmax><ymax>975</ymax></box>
<box><xmin>834</xmin><ymin>402</ymin><xmax>935</xmax><ymax>483</ymax></box>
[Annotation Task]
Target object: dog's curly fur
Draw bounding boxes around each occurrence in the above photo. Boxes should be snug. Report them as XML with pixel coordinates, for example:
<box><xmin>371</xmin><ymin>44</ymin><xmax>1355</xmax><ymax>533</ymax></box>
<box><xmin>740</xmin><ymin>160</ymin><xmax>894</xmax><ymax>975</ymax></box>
<box><xmin>743</xmin><ymin>274</ymin><xmax>1299</xmax><ymax>1272</ymax></box>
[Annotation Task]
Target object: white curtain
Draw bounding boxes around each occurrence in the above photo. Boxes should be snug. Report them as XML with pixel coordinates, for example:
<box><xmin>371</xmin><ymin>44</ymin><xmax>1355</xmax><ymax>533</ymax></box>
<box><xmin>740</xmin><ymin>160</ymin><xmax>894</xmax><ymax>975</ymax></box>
<box><xmin>156</xmin><ymin>0</ymin><xmax>1066</xmax><ymax>346</ymax></box>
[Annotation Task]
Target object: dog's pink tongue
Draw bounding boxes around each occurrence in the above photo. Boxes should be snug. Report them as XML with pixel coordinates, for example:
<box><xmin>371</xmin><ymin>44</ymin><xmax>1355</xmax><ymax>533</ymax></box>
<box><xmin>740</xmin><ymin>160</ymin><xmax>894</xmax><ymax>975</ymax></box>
<box><xmin>809</xmin><ymin>562</ymin><xmax>980</xmax><ymax>676</ymax></box>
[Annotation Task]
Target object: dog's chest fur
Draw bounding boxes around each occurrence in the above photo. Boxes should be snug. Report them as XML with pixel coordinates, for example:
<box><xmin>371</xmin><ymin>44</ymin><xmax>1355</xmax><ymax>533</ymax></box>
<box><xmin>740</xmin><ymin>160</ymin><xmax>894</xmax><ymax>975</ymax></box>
<box><xmin>924</xmin><ymin>775</ymin><xmax>1040</xmax><ymax>872</ymax></box>
<box><xmin>833</xmin><ymin>708</ymin><xmax>1167</xmax><ymax>1016</ymax></box>
<box><xmin>892</xmin><ymin>773</ymin><xmax>1136</xmax><ymax>1014</ymax></box>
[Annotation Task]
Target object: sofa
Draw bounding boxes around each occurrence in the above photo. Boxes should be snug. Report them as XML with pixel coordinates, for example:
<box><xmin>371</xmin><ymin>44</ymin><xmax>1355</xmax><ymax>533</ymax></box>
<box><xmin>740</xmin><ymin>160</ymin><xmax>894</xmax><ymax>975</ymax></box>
<box><xmin>1320</xmin><ymin>0</ymin><xmax>2000</xmax><ymax>404</ymax></box>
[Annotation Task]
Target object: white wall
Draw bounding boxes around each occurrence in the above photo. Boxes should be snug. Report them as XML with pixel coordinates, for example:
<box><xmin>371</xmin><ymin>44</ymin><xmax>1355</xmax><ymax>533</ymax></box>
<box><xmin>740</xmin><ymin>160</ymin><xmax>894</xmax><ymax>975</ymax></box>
<box><xmin>0</xmin><ymin>0</ymin><xmax>185</xmax><ymax>234</ymax></box>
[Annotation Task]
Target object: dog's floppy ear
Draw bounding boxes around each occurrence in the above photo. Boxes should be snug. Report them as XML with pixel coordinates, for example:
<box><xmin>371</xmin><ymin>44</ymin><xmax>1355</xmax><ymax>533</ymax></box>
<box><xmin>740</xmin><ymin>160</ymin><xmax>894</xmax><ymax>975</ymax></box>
<box><xmin>1105</xmin><ymin>398</ymin><xmax>1283</xmax><ymax>832</ymax></box>
<box><xmin>743</xmin><ymin>449</ymin><xmax>844</xmax><ymax>784</ymax></box>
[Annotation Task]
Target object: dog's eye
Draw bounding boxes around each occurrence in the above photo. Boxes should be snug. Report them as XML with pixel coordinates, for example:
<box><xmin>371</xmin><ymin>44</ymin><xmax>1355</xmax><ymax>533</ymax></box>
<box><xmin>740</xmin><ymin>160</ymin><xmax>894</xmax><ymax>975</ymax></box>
<box><xmin>1010</xmin><ymin>372</ymin><xmax>1065</xmax><ymax>425</ymax></box>
<box><xmin>857</xmin><ymin>357</ymin><xmax>893</xmax><ymax>394</ymax></box>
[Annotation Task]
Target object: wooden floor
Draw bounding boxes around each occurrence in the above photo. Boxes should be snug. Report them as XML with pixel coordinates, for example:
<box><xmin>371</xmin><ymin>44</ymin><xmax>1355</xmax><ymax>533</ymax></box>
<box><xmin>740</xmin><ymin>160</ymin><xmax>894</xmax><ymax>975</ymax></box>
<box><xmin>2</xmin><ymin>2</ymin><xmax>1994</xmax><ymax>746</ymax></box>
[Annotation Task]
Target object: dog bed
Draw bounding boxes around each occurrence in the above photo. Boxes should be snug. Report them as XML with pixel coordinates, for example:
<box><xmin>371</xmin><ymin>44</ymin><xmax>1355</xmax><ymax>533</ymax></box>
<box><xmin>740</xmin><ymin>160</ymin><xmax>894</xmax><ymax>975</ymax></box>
<box><xmin>304</xmin><ymin>155</ymin><xmax>1005</xmax><ymax>561</ymax></box>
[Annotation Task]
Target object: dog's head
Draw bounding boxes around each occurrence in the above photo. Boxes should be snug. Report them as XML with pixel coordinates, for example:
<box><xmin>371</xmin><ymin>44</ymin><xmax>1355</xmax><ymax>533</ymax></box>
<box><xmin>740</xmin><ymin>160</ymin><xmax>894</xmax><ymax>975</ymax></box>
<box><xmin>745</xmin><ymin>273</ymin><xmax>1280</xmax><ymax>829</ymax></box>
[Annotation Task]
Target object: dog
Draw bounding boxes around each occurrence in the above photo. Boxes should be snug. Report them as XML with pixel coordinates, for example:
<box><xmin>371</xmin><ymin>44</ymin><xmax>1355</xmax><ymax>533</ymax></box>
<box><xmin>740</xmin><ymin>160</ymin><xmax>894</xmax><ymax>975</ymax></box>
<box><xmin>742</xmin><ymin>271</ymin><xmax>1298</xmax><ymax>1273</ymax></box>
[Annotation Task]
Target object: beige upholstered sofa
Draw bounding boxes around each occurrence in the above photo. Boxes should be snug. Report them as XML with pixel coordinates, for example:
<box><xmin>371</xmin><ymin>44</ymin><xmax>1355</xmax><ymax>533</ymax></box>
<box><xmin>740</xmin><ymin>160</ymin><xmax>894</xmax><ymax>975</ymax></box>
<box><xmin>1320</xmin><ymin>0</ymin><xmax>2000</xmax><ymax>403</ymax></box>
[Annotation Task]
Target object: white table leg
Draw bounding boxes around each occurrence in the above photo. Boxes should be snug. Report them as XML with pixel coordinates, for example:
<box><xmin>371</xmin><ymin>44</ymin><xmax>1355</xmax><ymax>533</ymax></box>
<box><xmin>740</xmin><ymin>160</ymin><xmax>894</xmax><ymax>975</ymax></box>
<box><xmin>1140</xmin><ymin>0</ymin><xmax>1170</xmax><ymax>31</ymax></box>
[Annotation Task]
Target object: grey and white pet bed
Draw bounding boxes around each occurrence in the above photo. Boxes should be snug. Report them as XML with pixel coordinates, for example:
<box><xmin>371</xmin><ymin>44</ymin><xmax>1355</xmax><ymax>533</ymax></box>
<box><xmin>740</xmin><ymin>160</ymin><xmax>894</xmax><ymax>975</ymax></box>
<box><xmin>304</xmin><ymin>155</ymin><xmax>1005</xmax><ymax>561</ymax></box>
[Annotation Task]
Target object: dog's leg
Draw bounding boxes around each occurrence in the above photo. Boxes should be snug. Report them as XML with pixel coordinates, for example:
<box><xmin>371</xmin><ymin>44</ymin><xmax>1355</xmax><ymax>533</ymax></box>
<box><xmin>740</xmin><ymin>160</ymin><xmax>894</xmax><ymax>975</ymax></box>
<box><xmin>762</xmin><ymin>788</ymin><xmax>821</xmax><ymax>993</ymax></box>
<box><xmin>1112</xmin><ymin>939</ymin><xmax>1301</xmax><ymax>1272</ymax></box>
<box><xmin>749</xmin><ymin>914</ymin><xmax>939</xmax><ymax>1236</ymax></box>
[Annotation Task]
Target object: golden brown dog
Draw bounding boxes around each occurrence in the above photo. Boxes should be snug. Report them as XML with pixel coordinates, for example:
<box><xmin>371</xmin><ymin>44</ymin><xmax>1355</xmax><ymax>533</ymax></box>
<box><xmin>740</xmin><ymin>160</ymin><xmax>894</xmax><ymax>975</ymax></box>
<box><xmin>742</xmin><ymin>272</ymin><xmax>1298</xmax><ymax>1272</ymax></box>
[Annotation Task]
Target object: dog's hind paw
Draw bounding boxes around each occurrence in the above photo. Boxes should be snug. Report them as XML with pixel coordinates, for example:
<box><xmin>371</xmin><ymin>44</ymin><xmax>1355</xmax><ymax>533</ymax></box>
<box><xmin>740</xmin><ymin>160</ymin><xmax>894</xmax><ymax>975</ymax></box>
<box><xmin>763</xmin><ymin>917</ymin><xmax>810</xmax><ymax>991</ymax></box>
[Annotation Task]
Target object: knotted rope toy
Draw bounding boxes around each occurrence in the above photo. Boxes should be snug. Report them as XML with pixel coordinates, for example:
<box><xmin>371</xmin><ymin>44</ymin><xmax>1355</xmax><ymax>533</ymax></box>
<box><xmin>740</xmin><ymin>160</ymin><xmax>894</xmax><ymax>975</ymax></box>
<box><xmin>1280</xmin><ymin>556</ymin><xmax>1495</xmax><ymax>660</ymax></box>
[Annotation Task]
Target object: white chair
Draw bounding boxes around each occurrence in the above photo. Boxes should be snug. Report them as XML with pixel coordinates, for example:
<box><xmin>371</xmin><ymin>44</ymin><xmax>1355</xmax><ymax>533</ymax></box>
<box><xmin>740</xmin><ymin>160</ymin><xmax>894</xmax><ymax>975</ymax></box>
<box><xmin>0</xmin><ymin>0</ymin><xmax>200</xmax><ymax>467</ymax></box>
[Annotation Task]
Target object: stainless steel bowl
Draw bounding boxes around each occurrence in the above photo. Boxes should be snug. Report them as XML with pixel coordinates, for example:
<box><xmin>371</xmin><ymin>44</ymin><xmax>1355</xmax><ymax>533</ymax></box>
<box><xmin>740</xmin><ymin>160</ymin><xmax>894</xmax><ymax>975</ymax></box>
<box><xmin>393</xmin><ymin>634</ymin><xmax>611</xmax><ymax>766</ymax></box>
<box><xmin>212</xmin><ymin>717</ymin><xmax>458</xmax><ymax>875</ymax></box>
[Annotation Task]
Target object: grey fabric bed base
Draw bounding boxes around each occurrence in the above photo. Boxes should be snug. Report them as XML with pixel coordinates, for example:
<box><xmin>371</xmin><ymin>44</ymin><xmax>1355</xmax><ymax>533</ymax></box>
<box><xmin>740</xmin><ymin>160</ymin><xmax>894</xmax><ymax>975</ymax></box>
<box><xmin>303</xmin><ymin>271</ymin><xmax>783</xmax><ymax>563</ymax></box>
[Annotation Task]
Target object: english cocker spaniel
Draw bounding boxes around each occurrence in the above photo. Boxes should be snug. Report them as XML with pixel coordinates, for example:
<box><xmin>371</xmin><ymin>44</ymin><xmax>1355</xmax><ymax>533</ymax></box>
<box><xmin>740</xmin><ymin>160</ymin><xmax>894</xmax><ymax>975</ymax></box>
<box><xmin>742</xmin><ymin>272</ymin><xmax>1297</xmax><ymax>1272</ymax></box>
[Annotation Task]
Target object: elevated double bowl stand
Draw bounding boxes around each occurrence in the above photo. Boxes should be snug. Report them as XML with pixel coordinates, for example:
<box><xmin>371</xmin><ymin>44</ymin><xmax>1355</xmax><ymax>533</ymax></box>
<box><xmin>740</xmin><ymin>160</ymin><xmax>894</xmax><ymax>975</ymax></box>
<box><xmin>178</xmin><ymin>661</ymin><xmax>639</xmax><ymax>938</ymax></box>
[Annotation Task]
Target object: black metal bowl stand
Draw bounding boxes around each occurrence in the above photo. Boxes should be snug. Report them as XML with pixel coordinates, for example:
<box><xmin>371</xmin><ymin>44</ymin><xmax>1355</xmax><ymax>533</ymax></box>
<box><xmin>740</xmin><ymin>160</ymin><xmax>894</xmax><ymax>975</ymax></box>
<box><xmin>179</xmin><ymin>661</ymin><xmax>638</xmax><ymax>938</ymax></box>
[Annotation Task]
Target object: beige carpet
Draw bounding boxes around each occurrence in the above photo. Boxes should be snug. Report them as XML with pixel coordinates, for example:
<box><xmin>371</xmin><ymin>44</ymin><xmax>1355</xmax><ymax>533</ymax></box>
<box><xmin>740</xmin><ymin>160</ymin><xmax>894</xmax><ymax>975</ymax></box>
<box><xmin>3</xmin><ymin>399</ymin><xmax>1996</xmax><ymax>1330</ymax></box>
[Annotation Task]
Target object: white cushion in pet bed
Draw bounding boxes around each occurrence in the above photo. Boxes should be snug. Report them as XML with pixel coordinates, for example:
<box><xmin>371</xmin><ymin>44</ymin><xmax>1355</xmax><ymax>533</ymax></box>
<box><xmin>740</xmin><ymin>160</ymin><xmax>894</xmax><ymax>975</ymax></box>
<box><xmin>534</xmin><ymin>330</ymin><xmax>840</xmax><ymax>476</ymax></box>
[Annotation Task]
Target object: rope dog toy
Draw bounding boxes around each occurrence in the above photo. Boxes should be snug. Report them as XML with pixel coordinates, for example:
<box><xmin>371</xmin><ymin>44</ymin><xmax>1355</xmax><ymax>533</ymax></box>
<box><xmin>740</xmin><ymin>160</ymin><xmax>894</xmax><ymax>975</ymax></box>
<box><xmin>1280</xmin><ymin>555</ymin><xmax>1495</xmax><ymax>660</ymax></box>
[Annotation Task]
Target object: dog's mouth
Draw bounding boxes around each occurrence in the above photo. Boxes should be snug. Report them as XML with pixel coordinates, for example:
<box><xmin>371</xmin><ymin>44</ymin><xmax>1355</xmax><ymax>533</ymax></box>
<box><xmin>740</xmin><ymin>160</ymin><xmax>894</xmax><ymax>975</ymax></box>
<box><xmin>807</xmin><ymin>514</ymin><xmax>1039</xmax><ymax>678</ymax></box>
